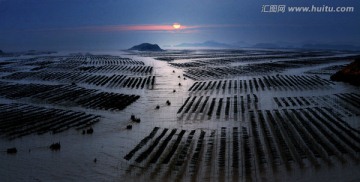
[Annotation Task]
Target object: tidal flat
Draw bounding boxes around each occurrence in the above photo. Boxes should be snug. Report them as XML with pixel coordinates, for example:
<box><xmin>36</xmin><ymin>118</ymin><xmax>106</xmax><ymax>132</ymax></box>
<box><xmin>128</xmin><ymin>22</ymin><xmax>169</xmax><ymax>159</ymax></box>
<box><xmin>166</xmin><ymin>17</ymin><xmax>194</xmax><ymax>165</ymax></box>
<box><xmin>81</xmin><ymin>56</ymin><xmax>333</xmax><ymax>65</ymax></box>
<box><xmin>0</xmin><ymin>49</ymin><xmax>359</xmax><ymax>181</ymax></box>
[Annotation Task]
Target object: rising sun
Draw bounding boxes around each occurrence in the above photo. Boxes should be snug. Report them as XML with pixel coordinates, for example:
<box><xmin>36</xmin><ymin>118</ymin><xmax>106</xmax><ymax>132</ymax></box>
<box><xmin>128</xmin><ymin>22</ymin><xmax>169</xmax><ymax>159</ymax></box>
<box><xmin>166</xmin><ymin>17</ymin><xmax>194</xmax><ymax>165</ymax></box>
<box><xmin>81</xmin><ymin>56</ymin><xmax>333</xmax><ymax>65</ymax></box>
<box><xmin>173</xmin><ymin>23</ymin><xmax>181</xmax><ymax>29</ymax></box>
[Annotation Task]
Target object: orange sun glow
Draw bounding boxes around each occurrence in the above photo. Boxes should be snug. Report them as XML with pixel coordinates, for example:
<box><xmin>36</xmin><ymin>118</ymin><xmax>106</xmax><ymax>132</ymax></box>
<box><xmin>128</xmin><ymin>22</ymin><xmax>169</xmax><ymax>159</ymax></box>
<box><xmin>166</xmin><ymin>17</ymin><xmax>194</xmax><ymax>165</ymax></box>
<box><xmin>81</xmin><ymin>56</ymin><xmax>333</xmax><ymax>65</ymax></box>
<box><xmin>173</xmin><ymin>23</ymin><xmax>181</xmax><ymax>29</ymax></box>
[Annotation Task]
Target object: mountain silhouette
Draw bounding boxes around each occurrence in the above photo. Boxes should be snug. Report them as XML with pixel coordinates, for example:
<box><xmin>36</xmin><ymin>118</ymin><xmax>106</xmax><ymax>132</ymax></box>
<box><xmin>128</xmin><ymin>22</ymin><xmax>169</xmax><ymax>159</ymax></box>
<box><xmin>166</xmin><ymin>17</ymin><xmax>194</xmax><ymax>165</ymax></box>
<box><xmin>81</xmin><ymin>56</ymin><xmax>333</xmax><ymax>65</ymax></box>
<box><xmin>129</xmin><ymin>43</ymin><xmax>163</xmax><ymax>51</ymax></box>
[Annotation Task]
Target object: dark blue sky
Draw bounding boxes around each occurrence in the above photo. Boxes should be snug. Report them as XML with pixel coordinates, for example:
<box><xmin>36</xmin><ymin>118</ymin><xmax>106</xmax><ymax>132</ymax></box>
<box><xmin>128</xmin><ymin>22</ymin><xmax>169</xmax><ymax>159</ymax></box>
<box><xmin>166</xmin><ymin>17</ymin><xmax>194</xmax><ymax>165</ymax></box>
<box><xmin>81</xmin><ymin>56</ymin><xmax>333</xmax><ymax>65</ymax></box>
<box><xmin>0</xmin><ymin>0</ymin><xmax>359</xmax><ymax>51</ymax></box>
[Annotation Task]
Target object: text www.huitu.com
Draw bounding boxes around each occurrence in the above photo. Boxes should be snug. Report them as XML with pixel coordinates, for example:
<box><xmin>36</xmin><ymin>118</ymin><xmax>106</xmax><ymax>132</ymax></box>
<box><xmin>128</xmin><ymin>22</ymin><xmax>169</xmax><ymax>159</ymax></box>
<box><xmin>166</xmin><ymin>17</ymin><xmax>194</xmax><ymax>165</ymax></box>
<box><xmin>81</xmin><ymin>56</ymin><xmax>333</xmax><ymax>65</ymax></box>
<box><xmin>261</xmin><ymin>5</ymin><xmax>355</xmax><ymax>13</ymax></box>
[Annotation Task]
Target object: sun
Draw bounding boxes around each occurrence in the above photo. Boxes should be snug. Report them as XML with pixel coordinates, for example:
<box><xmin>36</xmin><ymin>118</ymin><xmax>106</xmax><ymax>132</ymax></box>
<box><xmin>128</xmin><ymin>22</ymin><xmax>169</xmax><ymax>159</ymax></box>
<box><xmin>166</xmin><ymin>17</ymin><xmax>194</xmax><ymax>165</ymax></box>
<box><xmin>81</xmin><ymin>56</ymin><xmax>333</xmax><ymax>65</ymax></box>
<box><xmin>173</xmin><ymin>23</ymin><xmax>181</xmax><ymax>29</ymax></box>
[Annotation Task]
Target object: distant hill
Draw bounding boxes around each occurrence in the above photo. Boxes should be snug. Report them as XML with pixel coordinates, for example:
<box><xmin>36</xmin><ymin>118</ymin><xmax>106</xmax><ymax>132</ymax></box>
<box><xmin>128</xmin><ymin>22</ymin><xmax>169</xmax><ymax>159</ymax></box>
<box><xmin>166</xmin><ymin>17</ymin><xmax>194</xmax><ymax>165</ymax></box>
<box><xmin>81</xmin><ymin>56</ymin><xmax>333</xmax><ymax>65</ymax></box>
<box><xmin>331</xmin><ymin>59</ymin><xmax>360</xmax><ymax>86</ymax></box>
<box><xmin>128</xmin><ymin>43</ymin><xmax>163</xmax><ymax>51</ymax></box>
<box><xmin>0</xmin><ymin>49</ymin><xmax>9</xmax><ymax>56</ymax></box>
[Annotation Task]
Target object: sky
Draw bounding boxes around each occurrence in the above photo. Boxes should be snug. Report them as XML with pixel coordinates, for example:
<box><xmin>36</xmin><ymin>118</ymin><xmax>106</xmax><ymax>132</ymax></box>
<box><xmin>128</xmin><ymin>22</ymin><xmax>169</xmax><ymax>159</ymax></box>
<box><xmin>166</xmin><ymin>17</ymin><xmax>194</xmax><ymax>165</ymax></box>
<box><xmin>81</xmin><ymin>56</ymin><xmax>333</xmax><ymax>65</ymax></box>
<box><xmin>0</xmin><ymin>0</ymin><xmax>360</xmax><ymax>51</ymax></box>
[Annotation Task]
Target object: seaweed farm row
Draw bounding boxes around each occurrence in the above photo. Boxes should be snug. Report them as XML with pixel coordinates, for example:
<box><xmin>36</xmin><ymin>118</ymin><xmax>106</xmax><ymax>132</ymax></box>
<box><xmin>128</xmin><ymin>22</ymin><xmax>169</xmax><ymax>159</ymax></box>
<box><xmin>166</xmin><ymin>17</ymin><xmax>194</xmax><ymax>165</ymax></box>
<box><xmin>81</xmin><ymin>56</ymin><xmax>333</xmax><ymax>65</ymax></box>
<box><xmin>182</xmin><ymin>63</ymin><xmax>286</xmax><ymax>80</ymax></box>
<box><xmin>75</xmin><ymin>65</ymin><xmax>153</xmax><ymax>74</ymax></box>
<box><xmin>188</xmin><ymin>75</ymin><xmax>333</xmax><ymax>94</ymax></box>
<box><xmin>33</xmin><ymin>62</ymin><xmax>150</xmax><ymax>73</ymax></box>
<box><xmin>176</xmin><ymin>58</ymin><xmax>350</xmax><ymax>80</ymax></box>
<box><xmin>6</xmin><ymin>55</ymin><xmax>144</xmax><ymax>67</ymax></box>
<box><xmin>169</xmin><ymin>54</ymin><xmax>344</xmax><ymax>68</ymax></box>
<box><xmin>124</xmin><ymin>107</ymin><xmax>359</xmax><ymax>181</ymax></box>
<box><xmin>176</xmin><ymin>91</ymin><xmax>360</xmax><ymax>122</ymax></box>
<box><xmin>3</xmin><ymin>65</ymin><xmax>153</xmax><ymax>80</ymax></box>
<box><xmin>0</xmin><ymin>103</ymin><xmax>100</xmax><ymax>139</ymax></box>
<box><xmin>177</xmin><ymin>94</ymin><xmax>259</xmax><ymax>120</ymax></box>
<box><xmin>0</xmin><ymin>55</ymin><xmax>154</xmax><ymax>91</ymax></box>
<box><xmin>0</xmin><ymin>56</ymin><xmax>145</xmax><ymax>73</ymax></box>
<box><xmin>2</xmin><ymin>72</ymin><xmax>155</xmax><ymax>89</ymax></box>
<box><xmin>65</xmin><ymin>55</ymin><xmax>144</xmax><ymax>66</ymax></box>
<box><xmin>0</xmin><ymin>82</ymin><xmax>140</xmax><ymax>111</ymax></box>
<box><xmin>0</xmin><ymin>55</ymin><xmax>149</xmax><ymax>141</ymax></box>
<box><xmin>153</xmin><ymin>49</ymin><xmax>336</xmax><ymax>62</ymax></box>
<box><xmin>165</xmin><ymin>49</ymin><xmax>353</xmax><ymax>80</ymax></box>
<box><xmin>156</xmin><ymin>50</ymin><xmax>297</xmax><ymax>61</ymax></box>
<box><xmin>273</xmin><ymin>93</ymin><xmax>360</xmax><ymax>117</ymax></box>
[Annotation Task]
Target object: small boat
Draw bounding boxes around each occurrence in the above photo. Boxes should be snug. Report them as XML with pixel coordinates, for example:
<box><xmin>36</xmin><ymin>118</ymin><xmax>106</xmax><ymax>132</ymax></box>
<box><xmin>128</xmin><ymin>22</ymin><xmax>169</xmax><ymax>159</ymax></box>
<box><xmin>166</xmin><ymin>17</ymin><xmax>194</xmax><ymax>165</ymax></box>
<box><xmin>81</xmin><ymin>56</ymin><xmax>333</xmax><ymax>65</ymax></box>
<box><xmin>7</xmin><ymin>147</ymin><xmax>17</xmax><ymax>154</ymax></box>
<box><xmin>131</xmin><ymin>114</ymin><xmax>141</xmax><ymax>123</ymax></box>
<box><xmin>86</xmin><ymin>127</ymin><xmax>94</xmax><ymax>134</ymax></box>
<box><xmin>133</xmin><ymin>118</ymin><xmax>141</xmax><ymax>123</ymax></box>
<box><xmin>50</xmin><ymin>142</ymin><xmax>61</xmax><ymax>151</ymax></box>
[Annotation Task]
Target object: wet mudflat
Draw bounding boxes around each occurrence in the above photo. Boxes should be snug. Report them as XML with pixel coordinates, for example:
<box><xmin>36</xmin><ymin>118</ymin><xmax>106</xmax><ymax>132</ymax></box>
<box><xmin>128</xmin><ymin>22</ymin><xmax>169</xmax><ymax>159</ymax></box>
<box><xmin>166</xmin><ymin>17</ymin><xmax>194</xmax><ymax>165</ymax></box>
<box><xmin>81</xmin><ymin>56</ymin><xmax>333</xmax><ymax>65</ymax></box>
<box><xmin>0</xmin><ymin>49</ymin><xmax>359</xmax><ymax>181</ymax></box>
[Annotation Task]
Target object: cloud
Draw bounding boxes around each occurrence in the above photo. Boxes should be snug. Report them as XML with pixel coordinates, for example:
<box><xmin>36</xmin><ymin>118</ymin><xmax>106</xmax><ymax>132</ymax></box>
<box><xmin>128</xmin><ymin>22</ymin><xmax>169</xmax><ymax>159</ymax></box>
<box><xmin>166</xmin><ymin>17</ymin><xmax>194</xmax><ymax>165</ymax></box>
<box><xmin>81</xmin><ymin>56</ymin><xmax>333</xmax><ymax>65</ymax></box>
<box><xmin>75</xmin><ymin>24</ymin><xmax>200</xmax><ymax>32</ymax></box>
<box><xmin>0</xmin><ymin>23</ymin><xmax>246</xmax><ymax>34</ymax></box>
<box><xmin>64</xmin><ymin>24</ymin><xmax>246</xmax><ymax>33</ymax></box>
